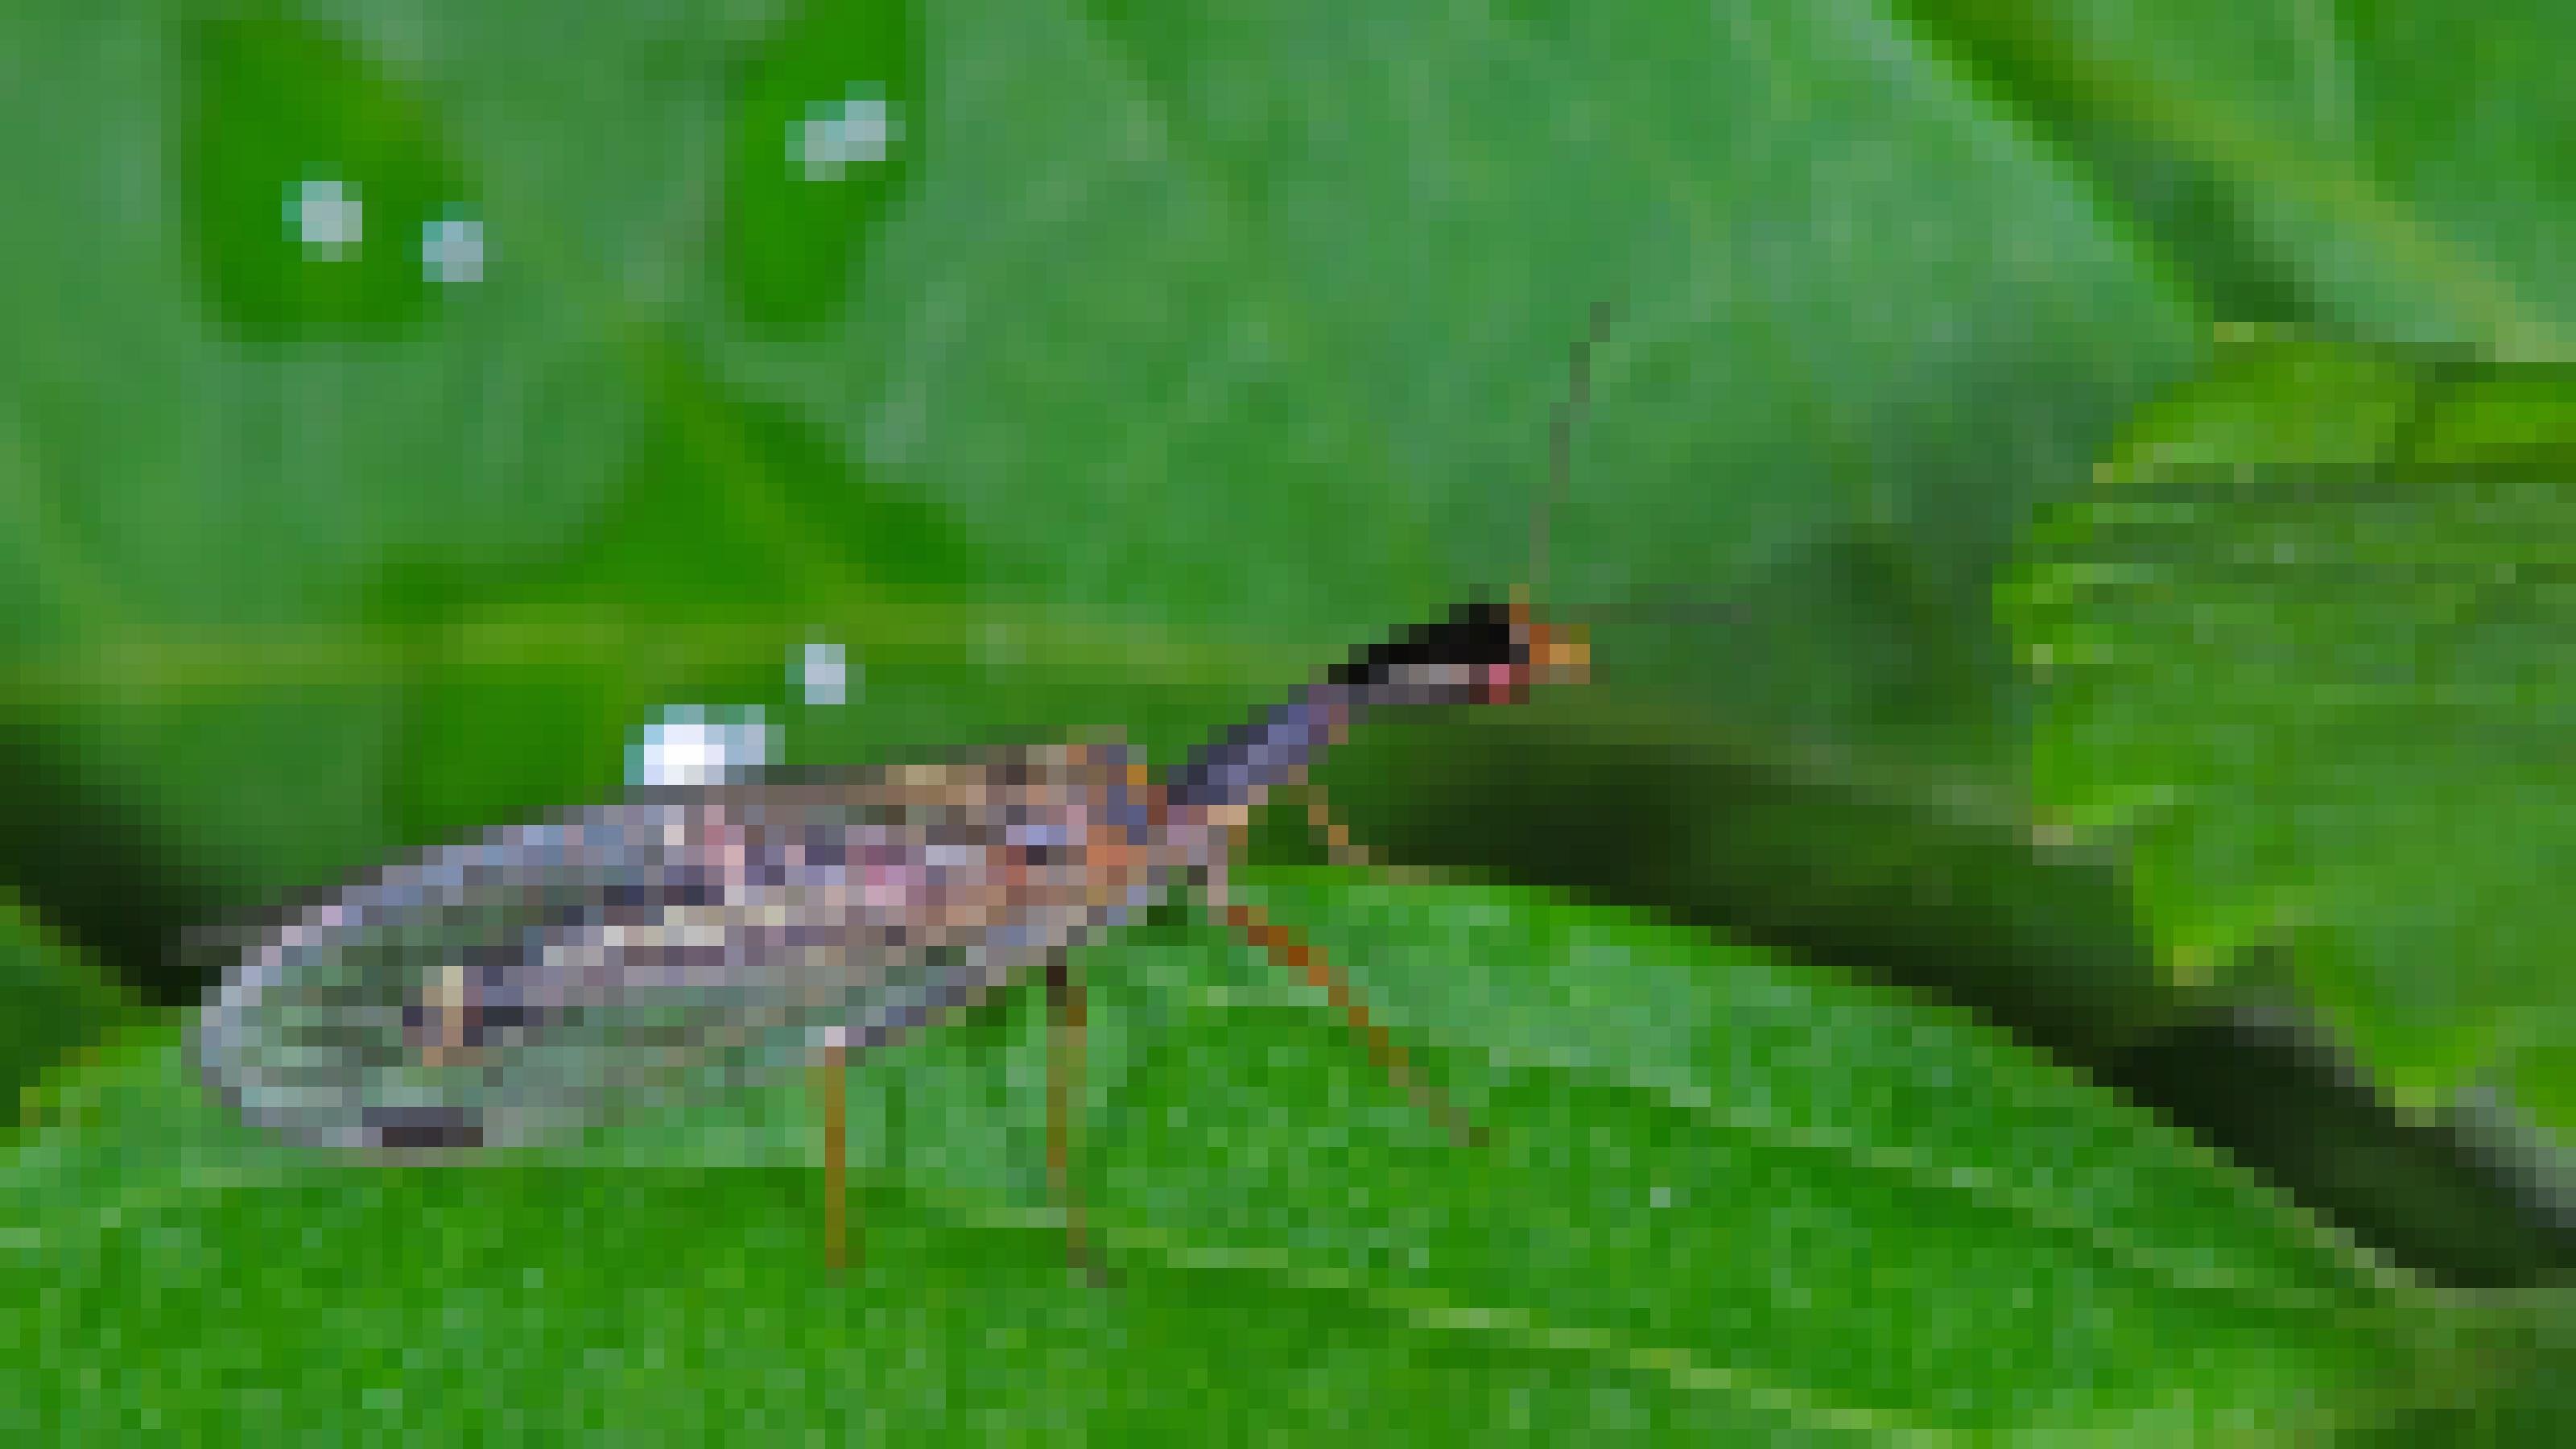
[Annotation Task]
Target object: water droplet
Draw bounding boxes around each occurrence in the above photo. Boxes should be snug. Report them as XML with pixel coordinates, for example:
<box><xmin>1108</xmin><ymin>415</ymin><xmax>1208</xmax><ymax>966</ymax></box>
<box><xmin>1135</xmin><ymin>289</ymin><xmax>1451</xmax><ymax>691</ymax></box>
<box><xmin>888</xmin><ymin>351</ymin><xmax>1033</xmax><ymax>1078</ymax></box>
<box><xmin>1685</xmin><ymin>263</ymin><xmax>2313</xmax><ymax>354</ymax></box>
<box><xmin>288</xmin><ymin>177</ymin><xmax>362</xmax><ymax>255</ymax></box>
<box><xmin>633</xmin><ymin>705</ymin><xmax>772</xmax><ymax>786</ymax></box>
<box><xmin>795</xmin><ymin>87</ymin><xmax>901</xmax><ymax>181</ymax></box>
<box><xmin>421</xmin><ymin>213</ymin><xmax>484</xmax><ymax>284</ymax></box>
<box><xmin>799</xmin><ymin>638</ymin><xmax>853</xmax><ymax>707</ymax></box>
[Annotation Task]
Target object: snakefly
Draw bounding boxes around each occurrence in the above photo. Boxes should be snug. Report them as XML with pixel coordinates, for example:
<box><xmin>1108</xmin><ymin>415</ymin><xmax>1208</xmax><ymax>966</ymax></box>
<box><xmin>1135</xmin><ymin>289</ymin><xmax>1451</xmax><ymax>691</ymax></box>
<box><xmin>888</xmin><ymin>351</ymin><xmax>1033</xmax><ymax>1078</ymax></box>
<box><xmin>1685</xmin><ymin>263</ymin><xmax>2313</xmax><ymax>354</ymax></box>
<box><xmin>194</xmin><ymin>308</ymin><xmax>1608</xmax><ymax>1276</ymax></box>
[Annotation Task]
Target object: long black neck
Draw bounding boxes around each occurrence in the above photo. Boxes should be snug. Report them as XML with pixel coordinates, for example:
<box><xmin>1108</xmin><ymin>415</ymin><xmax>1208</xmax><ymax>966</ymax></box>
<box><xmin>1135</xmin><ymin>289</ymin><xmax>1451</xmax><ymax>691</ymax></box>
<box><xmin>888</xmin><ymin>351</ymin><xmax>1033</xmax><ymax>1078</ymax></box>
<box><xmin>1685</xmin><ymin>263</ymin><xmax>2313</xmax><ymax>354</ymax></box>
<box><xmin>1166</xmin><ymin>679</ymin><xmax>1364</xmax><ymax>813</ymax></box>
<box><xmin>1166</xmin><ymin>600</ymin><xmax>1521</xmax><ymax>813</ymax></box>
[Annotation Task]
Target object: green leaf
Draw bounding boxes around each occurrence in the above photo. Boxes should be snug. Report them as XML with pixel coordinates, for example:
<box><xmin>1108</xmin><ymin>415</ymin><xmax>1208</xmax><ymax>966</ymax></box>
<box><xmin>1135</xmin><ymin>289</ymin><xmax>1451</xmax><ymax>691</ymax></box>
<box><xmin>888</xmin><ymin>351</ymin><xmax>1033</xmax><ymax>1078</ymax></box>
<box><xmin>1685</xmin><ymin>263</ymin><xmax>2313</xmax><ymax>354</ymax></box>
<box><xmin>1915</xmin><ymin>0</ymin><xmax>2576</xmax><ymax>354</ymax></box>
<box><xmin>720</xmin><ymin>0</ymin><xmax>920</xmax><ymax>336</ymax></box>
<box><xmin>2008</xmin><ymin>344</ymin><xmax>2576</xmax><ymax>1129</ymax></box>
<box><xmin>0</xmin><ymin>0</ymin><xmax>2186</xmax><ymax>1001</ymax></box>
<box><xmin>3</xmin><ymin>869</ymin><xmax>2409</xmax><ymax>1437</ymax></box>
<box><xmin>180</xmin><ymin>1</ymin><xmax>474</xmax><ymax>343</ymax></box>
<box><xmin>2351</xmin><ymin>1290</ymin><xmax>2576</xmax><ymax>1444</ymax></box>
<box><xmin>2</xmin><ymin>0</ymin><xmax>2541</xmax><ymax>1432</ymax></box>
<box><xmin>0</xmin><ymin>890</ymin><xmax>132</xmax><ymax>1133</ymax></box>
<box><xmin>883</xmin><ymin>0</ymin><xmax>2185</xmax><ymax>791</ymax></box>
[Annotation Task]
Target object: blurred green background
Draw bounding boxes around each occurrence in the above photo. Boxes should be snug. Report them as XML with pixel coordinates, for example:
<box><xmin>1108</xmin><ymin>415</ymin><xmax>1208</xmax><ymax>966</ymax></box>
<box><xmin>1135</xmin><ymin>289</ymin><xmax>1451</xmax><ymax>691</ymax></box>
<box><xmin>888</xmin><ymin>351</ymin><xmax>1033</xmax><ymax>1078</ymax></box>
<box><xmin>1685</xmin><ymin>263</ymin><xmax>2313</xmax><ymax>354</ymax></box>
<box><xmin>2</xmin><ymin>0</ymin><xmax>2571</xmax><ymax>1439</ymax></box>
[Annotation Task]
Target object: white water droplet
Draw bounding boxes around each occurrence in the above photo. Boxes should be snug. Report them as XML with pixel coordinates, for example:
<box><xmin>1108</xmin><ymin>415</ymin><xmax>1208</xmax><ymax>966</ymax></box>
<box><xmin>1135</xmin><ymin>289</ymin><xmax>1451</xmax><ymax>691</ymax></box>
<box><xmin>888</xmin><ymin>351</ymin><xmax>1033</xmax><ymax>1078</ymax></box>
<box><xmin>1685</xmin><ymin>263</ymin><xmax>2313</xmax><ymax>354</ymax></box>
<box><xmin>799</xmin><ymin>638</ymin><xmax>853</xmax><ymax>707</ymax></box>
<box><xmin>796</xmin><ymin>87</ymin><xmax>901</xmax><ymax>180</ymax></box>
<box><xmin>421</xmin><ymin>214</ymin><xmax>485</xmax><ymax>284</ymax></box>
<box><xmin>290</xmin><ymin>177</ymin><xmax>363</xmax><ymax>255</ymax></box>
<box><xmin>633</xmin><ymin>705</ymin><xmax>772</xmax><ymax>786</ymax></box>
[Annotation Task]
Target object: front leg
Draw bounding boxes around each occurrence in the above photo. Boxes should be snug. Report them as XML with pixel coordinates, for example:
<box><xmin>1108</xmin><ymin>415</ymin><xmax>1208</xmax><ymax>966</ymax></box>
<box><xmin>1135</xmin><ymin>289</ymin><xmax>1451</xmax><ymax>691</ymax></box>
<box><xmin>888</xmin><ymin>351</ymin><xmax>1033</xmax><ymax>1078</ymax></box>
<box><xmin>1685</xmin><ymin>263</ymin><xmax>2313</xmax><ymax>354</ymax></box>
<box><xmin>1046</xmin><ymin>949</ymin><xmax>1112</xmax><ymax>1286</ymax></box>
<box><xmin>812</xmin><ymin>1025</ymin><xmax>851</xmax><ymax>1271</ymax></box>
<box><xmin>1200</xmin><ymin>832</ymin><xmax>1484</xmax><ymax>1151</ymax></box>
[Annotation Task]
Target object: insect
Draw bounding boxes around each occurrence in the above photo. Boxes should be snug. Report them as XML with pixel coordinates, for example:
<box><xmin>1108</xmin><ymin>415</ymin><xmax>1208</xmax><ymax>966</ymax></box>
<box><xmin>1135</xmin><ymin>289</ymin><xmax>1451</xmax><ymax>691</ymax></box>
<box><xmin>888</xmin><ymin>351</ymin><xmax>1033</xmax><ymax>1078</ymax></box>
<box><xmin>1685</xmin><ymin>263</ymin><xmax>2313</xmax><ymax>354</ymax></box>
<box><xmin>194</xmin><ymin>307</ymin><xmax>1609</xmax><ymax>1276</ymax></box>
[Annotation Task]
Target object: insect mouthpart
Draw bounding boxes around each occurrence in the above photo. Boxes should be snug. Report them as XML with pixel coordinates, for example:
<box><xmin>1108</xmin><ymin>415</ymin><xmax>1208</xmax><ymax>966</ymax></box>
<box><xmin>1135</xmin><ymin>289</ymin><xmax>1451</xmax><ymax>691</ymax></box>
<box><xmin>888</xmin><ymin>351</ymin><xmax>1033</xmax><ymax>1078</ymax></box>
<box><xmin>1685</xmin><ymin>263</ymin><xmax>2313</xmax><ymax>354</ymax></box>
<box><xmin>1513</xmin><ymin>609</ymin><xmax>1590</xmax><ymax>695</ymax></box>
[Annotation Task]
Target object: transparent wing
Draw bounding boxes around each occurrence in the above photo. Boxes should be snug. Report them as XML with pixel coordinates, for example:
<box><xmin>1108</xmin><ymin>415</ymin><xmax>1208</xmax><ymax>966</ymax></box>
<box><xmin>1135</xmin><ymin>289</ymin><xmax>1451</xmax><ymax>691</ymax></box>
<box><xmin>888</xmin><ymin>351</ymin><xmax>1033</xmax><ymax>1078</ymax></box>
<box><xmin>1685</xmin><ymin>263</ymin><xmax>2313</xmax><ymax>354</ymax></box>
<box><xmin>193</xmin><ymin>749</ymin><xmax>1163</xmax><ymax>1154</ymax></box>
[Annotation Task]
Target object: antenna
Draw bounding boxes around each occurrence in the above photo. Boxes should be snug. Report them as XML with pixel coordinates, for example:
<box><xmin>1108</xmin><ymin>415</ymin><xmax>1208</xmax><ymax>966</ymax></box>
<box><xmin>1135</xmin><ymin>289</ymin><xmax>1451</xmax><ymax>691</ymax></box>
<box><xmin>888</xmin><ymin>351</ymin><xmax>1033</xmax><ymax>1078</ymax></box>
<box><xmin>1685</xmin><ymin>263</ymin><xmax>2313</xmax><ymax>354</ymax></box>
<box><xmin>1530</xmin><ymin>298</ymin><xmax>1616</xmax><ymax>609</ymax></box>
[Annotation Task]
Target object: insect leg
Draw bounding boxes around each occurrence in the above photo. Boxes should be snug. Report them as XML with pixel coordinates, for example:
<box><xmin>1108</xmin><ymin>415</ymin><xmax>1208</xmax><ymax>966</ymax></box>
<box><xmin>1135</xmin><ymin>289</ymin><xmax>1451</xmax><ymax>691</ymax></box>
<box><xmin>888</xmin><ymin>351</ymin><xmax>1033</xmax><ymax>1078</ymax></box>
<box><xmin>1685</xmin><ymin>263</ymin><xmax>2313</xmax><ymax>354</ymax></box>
<box><xmin>1205</xmin><ymin>865</ymin><xmax>1485</xmax><ymax>1149</ymax></box>
<box><xmin>815</xmin><ymin>1029</ymin><xmax>851</xmax><ymax>1272</ymax></box>
<box><xmin>1298</xmin><ymin>779</ymin><xmax>1436</xmax><ymax>886</ymax></box>
<box><xmin>1045</xmin><ymin>950</ymin><xmax>1108</xmax><ymax>1284</ymax></box>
